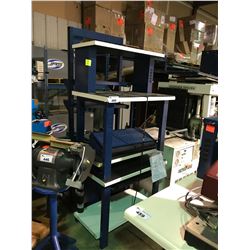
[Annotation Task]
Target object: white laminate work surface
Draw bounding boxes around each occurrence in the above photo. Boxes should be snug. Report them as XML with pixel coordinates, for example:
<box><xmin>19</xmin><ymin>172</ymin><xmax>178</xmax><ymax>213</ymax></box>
<box><xmin>72</xmin><ymin>40</ymin><xmax>165</xmax><ymax>58</ymax></box>
<box><xmin>124</xmin><ymin>182</ymin><xmax>202</xmax><ymax>249</ymax></box>
<box><xmin>72</xmin><ymin>91</ymin><xmax>175</xmax><ymax>103</ymax></box>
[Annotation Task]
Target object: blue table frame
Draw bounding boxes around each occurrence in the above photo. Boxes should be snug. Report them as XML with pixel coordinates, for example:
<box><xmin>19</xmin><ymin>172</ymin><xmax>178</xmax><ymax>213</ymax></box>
<box><xmin>72</xmin><ymin>91</ymin><xmax>175</xmax><ymax>249</ymax></box>
<box><xmin>71</xmin><ymin>38</ymin><xmax>171</xmax><ymax>249</ymax></box>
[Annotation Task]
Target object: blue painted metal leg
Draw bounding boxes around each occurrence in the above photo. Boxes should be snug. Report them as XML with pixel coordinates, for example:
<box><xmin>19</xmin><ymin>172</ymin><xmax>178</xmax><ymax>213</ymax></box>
<box><xmin>152</xmin><ymin>182</ymin><xmax>159</xmax><ymax>194</ymax></box>
<box><xmin>33</xmin><ymin>188</ymin><xmax>78</xmax><ymax>250</ymax></box>
<box><xmin>76</xmin><ymin>97</ymin><xmax>85</xmax><ymax>142</ymax></box>
<box><xmin>104</xmin><ymin>54</ymin><xmax>110</xmax><ymax>81</ymax></box>
<box><xmin>114</xmin><ymin>55</ymin><xmax>123</xmax><ymax>130</ymax></box>
<box><xmin>157</xmin><ymin>101</ymin><xmax>169</xmax><ymax>151</ymax></box>
<box><xmin>152</xmin><ymin>101</ymin><xmax>169</xmax><ymax>195</ymax></box>
<box><xmin>49</xmin><ymin>194</ymin><xmax>60</xmax><ymax>250</ymax></box>
<box><xmin>51</xmin><ymin>235</ymin><xmax>61</xmax><ymax>250</ymax></box>
<box><xmin>100</xmin><ymin>187</ymin><xmax>112</xmax><ymax>249</ymax></box>
<box><xmin>99</xmin><ymin>103</ymin><xmax>114</xmax><ymax>249</ymax></box>
<box><xmin>102</xmin><ymin>103</ymin><xmax>114</xmax><ymax>181</ymax></box>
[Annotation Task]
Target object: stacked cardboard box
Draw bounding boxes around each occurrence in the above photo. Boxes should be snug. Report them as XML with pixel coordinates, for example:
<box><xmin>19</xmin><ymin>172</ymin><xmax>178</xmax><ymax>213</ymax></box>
<box><xmin>125</xmin><ymin>2</ymin><xmax>166</xmax><ymax>52</ymax></box>
<box><xmin>204</xmin><ymin>24</ymin><xmax>218</xmax><ymax>50</ymax></box>
<box><xmin>83</xmin><ymin>1</ymin><xmax>125</xmax><ymax>38</ymax></box>
<box><xmin>163</xmin><ymin>15</ymin><xmax>177</xmax><ymax>55</ymax></box>
<box><xmin>176</xmin><ymin>15</ymin><xmax>206</xmax><ymax>65</ymax></box>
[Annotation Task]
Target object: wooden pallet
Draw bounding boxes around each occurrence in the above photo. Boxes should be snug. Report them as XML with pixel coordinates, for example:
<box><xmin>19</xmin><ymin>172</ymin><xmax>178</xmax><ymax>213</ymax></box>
<box><xmin>32</xmin><ymin>221</ymin><xmax>50</xmax><ymax>248</ymax></box>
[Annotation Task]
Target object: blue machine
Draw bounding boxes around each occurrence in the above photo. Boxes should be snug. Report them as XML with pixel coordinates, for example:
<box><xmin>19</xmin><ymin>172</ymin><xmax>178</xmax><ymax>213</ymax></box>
<box><xmin>197</xmin><ymin>117</ymin><xmax>218</xmax><ymax>179</ymax></box>
<box><xmin>32</xmin><ymin>99</ymin><xmax>52</xmax><ymax>133</ymax></box>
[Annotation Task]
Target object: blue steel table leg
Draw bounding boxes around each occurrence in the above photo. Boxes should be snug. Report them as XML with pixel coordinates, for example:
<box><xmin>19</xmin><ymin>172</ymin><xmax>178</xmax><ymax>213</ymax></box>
<box><xmin>100</xmin><ymin>103</ymin><xmax>114</xmax><ymax>249</ymax></box>
<box><xmin>76</xmin><ymin>97</ymin><xmax>85</xmax><ymax>142</ymax></box>
<box><xmin>114</xmin><ymin>55</ymin><xmax>123</xmax><ymax>129</ymax></box>
<box><xmin>104</xmin><ymin>54</ymin><xmax>110</xmax><ymax>81</ymax></box>
<box><xmin>132</xmin><ymin>56</ymin><xmax>155</xmax><ymax>127</ymax></box>
<box><xmin>50</xmin><ymin>194</ymin><xmax>61</xmax><ymax>250</ymax></box>
<box><xmin>152</xmin><ymin>101</ymin><xmax>169</xmax><ymax>194</ymax></box>
<box><xmin>157</xmin><ymin>101</ymin><xmax>169</xmax><ymax>151</ymax></box>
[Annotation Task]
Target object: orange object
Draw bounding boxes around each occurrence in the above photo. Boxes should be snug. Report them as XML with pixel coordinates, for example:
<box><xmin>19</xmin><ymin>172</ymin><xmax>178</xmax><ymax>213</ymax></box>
<box><xmin>44</xmin><ymin>121</ymin><xmax>52</xmax><ymax>127</ymax></box>
<box><xmin>117</xmin><ymin>17</ymin><xmax>124</xmax><ymax>26</ymax></box>
<box><xmin>147</xmin><ymin>27</ymin><xmax>154</xmax><ymax>36</ymax></box>
<box><xmin>169</xmin><ymin>23</ymin><xmax>176</xmax><ymax>31</ymax></box>
<box><xmin>85</xmin><ymin>17</ymin><xmax>91</xmax><ymax>26</ymax></box>
<box><xmin>205</xmin><ymin>124</ymin><xmax>215</xmax><ymax>133</ymax></box>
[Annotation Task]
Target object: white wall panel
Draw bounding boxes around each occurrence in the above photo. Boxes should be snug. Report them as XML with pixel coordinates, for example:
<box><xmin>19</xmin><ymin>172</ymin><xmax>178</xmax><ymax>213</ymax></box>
<box><xmin>33</xmin><ymin>12</ymin><xmax>46</xmax><ymax>47</ymax></box>
<box><xmin>46</xmin><ymin>15</ymin><xmax>58</xmax><ymax>49</ymax></box>
<box><xmin>57</xmin><ymin>17</ymin><xmax>68</xmax><ymax>50</ymax></box>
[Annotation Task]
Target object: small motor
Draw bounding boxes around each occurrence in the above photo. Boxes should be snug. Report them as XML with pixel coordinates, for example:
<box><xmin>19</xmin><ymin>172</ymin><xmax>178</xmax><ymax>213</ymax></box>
<box><xmin>32</xmin><ymin>145</ymin><xmax>80</xmax><ymax>191</ymax></box>
<box><xmin>32</xmin><ymin>131</ymin><xmax>95</xmax><ymax>212</ymax></box>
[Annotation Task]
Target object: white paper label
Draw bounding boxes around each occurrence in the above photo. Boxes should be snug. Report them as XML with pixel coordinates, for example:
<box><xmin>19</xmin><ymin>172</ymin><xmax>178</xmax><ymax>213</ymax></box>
<box><xmin>145</xmin><ymin>6</ymin><xmax>155</xmax><ymax>15</ymax></box>
<box><xmin>170</xmin><ymin>16</ymin><xmax>176</xmax><ymax>22</ymax></box>
<box><xmin>161</xmin><ymin>15</ymin><xmax>165</xmax><ymax>24</ymax></box>
<box><xmin>189</xmin><ymin>20</ymin><xmax>196</xmax><ymax>25</ymax></box>
<box><xmin>150</xmin><ymin>151</ymin><xmax>167</xmax><ymax>182</ymax></box>
<box><xmin>151</xmin><ymin>13</ymin><xmax>158</xmax><ymax>26</ymax></box>
<box><xmin>40</xmin><ymin>154</ymin><xmax>53</xmax><ymax>163</ymax></box>
<box><xmin>136</xmin><ymin>207</ymin><xmax>151</xmax><ymax>219</ymax></box>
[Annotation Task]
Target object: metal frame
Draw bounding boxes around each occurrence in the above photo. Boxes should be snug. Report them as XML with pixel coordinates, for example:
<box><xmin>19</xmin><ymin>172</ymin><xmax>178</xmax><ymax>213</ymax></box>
<box><xmin>75</xmin><ymin>95</ymin><xmax>171</xmax><ymax>249</ymax></box>
<box><xmin>71</xmin><ymin>35</ymin><xmax>174</xmax><ymax>249</ymax></box>
<box><xmin>66</xmin><ymin>27</ymin><xmax>123</xmax><ymax>139</ymax></box>
<box><xmin>33</xmin><ymin>187</ymin><xmax>77</xmax><ymax>250</ymax></box>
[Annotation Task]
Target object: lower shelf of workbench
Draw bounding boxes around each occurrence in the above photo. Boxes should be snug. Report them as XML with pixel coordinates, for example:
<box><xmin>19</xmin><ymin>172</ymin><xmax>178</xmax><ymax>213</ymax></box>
<box><xmin>74</xmin><ymin>191</ymin><xmax>142</xmax><ymax>239</ymax></box>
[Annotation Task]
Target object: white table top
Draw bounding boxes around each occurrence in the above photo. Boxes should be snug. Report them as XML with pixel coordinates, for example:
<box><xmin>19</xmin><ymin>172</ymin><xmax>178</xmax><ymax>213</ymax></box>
<box><xmin>72</xmin><ymin>40</ymin><xmax>165</xmax><ymax>58</ymax></box>
<box><xmin>72</xmin><ymin>91</ymin><xmax>175</xmax><ymax>103</ymax></box>
<box><xmin>124</xmin><ymin>180</ymin><xmax>203</xmax><ymax>249</ymax></box>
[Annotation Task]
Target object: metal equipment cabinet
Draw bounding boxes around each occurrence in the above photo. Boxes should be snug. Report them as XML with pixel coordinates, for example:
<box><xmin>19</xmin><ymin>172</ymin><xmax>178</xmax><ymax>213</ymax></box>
<box><xmin>72</xmin><ymin>40</ymin><xmax>175</xmax><ymax>249</ymax></box>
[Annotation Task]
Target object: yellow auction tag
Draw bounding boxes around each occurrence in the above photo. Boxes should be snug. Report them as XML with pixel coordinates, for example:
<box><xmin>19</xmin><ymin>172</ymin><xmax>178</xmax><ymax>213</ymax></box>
<box><xmin>85</xmin><ymin>59</ymin><xmax>92</xmax><ymax>67</ymax></box>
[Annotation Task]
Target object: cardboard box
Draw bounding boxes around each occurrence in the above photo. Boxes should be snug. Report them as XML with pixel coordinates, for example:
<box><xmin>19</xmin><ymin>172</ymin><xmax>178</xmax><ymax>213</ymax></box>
<box><xmin>185</xmin><ymin>28</ymin><xmax>205</xmax><ymax>44</ymax></box>
<box><xmin>176</xmin><ymin>41</ymin><xmax>190</xmax><ymax>54</ymax></box>
<box><xmin>126</xmin><ymin>23</ymin><xmax>164</xmax><ymax>53</ymax></box>
<box><xmin>190</xmin><ymin>42</ymin><xmax>205</xmax><ymax>65</ymax></box>
<box><xmin>126</xmin><ymin>2</ymin><xmax>166</xmax><ymax>30</ymax></box>
<box><xmin>180</xmin><ymin>15</ymin><xmax>206</xmax><ymax>32</ymax></box>
<box><xmin>163</xmin><ymin>16</ymin><xmax>177</xmax><ymax>54</ymax></box>
<box><xmin>177</xmin><ymin>15</ymin><xmax>206</xmax><ymax>43</ymax></box>
<box><xmin>111</xmin><ymin>12</ymin><xmax>125</xmax><ymax>38</ymax></box>
<box><xmin>204</xmin><ymin>24</ymin><xmax>218</xmax><ymax>46</ymax></box>
<box><xmin>177</xmin><ymin>19</ymin><xmax>185</xmax><ymax>42</ymax></box>
<box><xmin>83</xmin><ymin>5</ymin><xmax>125</xmax><ymax>38</ymax></box>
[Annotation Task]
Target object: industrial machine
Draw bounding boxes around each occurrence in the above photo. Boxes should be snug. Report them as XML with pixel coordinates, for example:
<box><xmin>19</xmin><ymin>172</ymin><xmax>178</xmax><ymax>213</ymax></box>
<box><xmin>197</xmin><ymin>117</ymin><xmax>218</xmax><ymax>179</ymax></box>
<box><xmin>32</xmin><ymin>133</ymin><xmax>95</xmax><ymax>193</ymax></box>
<box><xmin>32</xmin><ymin>133</ymin><xmax>95</xmax><ymax>250</ymax></box>
<box><xmin>32</xmin><ymin>46</ymin><xmax>68</xmax><ymax>80</ymax></box>
<box><xmin>163</xmin><ymin>137</ymin><xmax>200</xmax><ymax>185</ymax></box>
<box><xmin>158</xmin><ymin>81</ymin><xmax>218</xmax><ymax>139</ymax></box>
<box><xmin>184</xmin><ymin>117</ymin><xmax>218</xmax><ymax>250</ymax></box>
<box><xmin>32</xmin><ymin>99</ymin><xmax>52</xmax><ymax>134</ymax></box>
